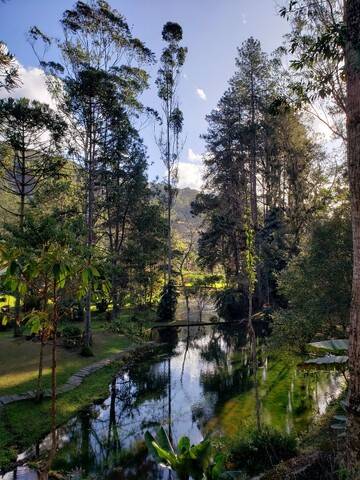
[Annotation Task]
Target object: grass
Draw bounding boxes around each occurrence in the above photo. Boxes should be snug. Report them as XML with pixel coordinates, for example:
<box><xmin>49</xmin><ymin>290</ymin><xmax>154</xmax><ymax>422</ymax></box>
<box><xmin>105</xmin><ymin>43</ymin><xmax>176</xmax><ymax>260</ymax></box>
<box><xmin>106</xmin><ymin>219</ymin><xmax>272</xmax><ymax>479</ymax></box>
<box><xmin>0</xmin><ymin>319</ymin><xmax>133</xmax><ymax>397</ymax></box>
<box><xmin>0</xmin><ymin>360</ymin><xmax>126</xmax><ymax>471</ymax></box>
<box><xmin>0</xmin><ymin>307</ymin><xmax>160</xmax><ymax>471</ymax></box>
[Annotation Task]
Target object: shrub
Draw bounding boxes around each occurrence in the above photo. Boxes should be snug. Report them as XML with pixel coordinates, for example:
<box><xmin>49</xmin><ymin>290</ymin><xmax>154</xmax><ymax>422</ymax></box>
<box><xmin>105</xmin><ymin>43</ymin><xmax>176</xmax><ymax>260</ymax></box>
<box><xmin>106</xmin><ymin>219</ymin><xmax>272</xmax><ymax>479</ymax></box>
<box><xmin>61</xmin><ymin>325</ymin><xmax>83</xmax><ymax>348</ymax></box>
<box><xmin>109</xmin><ymin>316</ymin><xmax>151</xmax><ymax>341</ymax></box>
<box><xmin>226</xmin><ymin>427</ymin><xmax>297</xmax><ymax>475</ymax></box>
<box><xmin>157</xmin><ymin>280</ymin><xmax>178</xmax><ymax>322</ymax></box>
<box><xmin>215</xmin><ymin>288</ymin><xmax>247</xmax><ymax>320</ymax></box>
<box><xmin>96</xmin><ymin>298</ymin><xmax>108</xmax><ymax>313</ymax></box>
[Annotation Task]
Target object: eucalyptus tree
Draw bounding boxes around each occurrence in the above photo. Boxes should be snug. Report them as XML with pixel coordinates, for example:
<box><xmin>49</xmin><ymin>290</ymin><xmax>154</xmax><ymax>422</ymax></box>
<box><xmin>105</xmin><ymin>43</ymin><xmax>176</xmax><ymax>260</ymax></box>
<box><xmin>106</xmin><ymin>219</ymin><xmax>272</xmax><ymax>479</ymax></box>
<box><xmin>0</xmin><ymin>97</ymin><xmax>67</xmax><ymax>334</ymax></box>
<box><xmin>30</xmin><ymin>0</ymin><xmax>154</xmax><ymax>347</ymax></box>
<box><xmin>156</xmin><ymin>22</ymin><xmax>187</xmax><ymax>286</ymax></box>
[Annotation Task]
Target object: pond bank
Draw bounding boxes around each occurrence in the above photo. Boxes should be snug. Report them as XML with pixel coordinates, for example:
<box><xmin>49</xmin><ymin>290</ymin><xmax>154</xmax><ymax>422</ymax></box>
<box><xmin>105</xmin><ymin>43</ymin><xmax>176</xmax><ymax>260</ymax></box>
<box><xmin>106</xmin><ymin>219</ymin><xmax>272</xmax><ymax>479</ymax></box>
<box><xmin>0</xmin><ymin>341</ymin><xmax>166</xmax><ymax>473</ymax></box>
<box><xmin>0</xmin><ymin>341</ymin><xmax>161</xmax><ymax>409</ymax></box>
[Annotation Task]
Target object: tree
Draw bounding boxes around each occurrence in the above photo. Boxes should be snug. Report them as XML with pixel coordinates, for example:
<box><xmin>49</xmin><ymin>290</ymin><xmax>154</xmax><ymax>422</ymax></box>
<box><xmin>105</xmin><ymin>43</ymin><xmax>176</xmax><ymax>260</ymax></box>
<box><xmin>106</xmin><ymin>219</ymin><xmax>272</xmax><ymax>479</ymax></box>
<box><xmin>190</xmin><ymin>274</ymin><xmax>218</xmax><ymax>322</ymax></box>
<box><xmin>0</xmin><ymin>97</ymin><xmax>67</xmax><ymax>334</ymax></box>
<box><xmin>0</xmin><ymin>41</ymin><xmax>19</xmax><ymax>92</ymax></box>
<box><xmin>281</xmin><ymin>0</ymin><xmax>360</xmax><ymax>473</ymax></box>
<box><xmin>193</xmin><ymin>39</ymin><xmax>325</xmax><ymax>310</ymax></box>
<box><xmin>157</xmin><ymin>279</ymin><xmax>178</xmax><ymax>323</ymax></box>
<box><xmin>1</xmin><ymin>212</ymin><xmax>82</xmax><ymax>454</ymax></box>
<box><xmin>344</xmin><ymin>0</ymin><xmax>360</xmax><ymax>473</ymax></box>
<box><xmin>272</xmin><ymin>206</ymin><xmax>352</xmax><ymax>352</ymax></box>
<box><xmin>156</xmin><ymin>22</ymin><xmax>187</xmax><ymax>286</ymax></box>
<box><xmin>30</xmin><ymin>0</ymin><xmax>154</xmax><ymax>349</ymax></box>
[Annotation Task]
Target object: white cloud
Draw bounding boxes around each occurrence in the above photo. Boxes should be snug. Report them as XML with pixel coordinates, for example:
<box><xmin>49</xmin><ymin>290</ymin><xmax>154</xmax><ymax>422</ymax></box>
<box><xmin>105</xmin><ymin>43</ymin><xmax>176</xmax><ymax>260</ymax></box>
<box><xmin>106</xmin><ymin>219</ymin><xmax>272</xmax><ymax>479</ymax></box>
<box><xmin>177</xmin><ymin>162</ymin><xmax>203</xmax><ymax>190</ymax></box>
<box><xmin>187</xmin><ymin>148</ymin><xmax>202</xmax><ymax>163</ymax></box>
<box><xmin>0</xmin><ymin>63</ymin><xmax>55</xmax><ymax>108</ymax></box>
<box><xmin>196</xmin><ymin>88</ymin><xmax>207</xmax><ymax>101</ymax></box>
<box><xmin>241</xmin><ymin>13</ymin><xmax>248</xmax><ymax>25</ymax></box>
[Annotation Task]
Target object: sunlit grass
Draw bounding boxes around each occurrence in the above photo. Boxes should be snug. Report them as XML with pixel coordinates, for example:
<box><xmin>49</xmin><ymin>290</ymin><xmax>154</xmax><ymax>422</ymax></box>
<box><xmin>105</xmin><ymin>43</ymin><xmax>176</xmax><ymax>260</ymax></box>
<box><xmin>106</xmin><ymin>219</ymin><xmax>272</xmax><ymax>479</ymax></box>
<box><xmin>0</xmin><ymin>320</ymin><xmax>133</xmax><ymax>397</ymax></box>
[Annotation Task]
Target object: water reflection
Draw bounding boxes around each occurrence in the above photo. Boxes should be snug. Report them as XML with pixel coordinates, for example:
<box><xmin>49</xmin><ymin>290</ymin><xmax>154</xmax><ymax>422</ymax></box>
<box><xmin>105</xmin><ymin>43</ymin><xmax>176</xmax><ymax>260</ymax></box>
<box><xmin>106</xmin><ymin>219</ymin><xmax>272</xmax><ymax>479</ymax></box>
<box><xmin>2</xmin><ymin>324</ymin><xmax>345</xmax><ymax>480</ymax></box>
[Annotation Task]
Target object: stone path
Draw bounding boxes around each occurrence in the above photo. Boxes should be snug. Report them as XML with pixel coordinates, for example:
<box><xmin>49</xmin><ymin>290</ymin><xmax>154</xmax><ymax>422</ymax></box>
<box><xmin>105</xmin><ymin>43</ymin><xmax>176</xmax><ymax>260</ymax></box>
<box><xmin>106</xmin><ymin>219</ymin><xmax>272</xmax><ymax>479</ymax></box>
<box><xmin>0</xmin><ymin>342</ymin><xmax>158</xmax><ymax>409</ymax></box>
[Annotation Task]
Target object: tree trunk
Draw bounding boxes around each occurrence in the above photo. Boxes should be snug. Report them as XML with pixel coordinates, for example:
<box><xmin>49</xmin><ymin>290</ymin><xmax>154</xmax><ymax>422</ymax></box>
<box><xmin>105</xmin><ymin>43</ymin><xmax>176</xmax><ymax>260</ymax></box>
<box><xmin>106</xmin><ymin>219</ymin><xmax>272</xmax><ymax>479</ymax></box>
<box><xmin>50</xmin><ymin>286</ymin><xmax>59</xmax><ymax>458</ymax></box>
<box><xmin>13</xmin><ymin>168</ymin><xmax>26</xmax><ymax>337</ymax></box>
<box><xmin>167</xmin><ymin>166</ymin><xmax>172</xmax><ymax>284</ymax></box>
<box><xmin>248</xmin><ymin>290</ymin><xmax>261</xmax><ymax>431</ymax></box>
<box><xmin>345</xmin><ymin>0</ymin><xmax>360</xmax><ymax>475</ymax></box>
<box><xmin>111</xmin><ymin>258</ymin><xmax>120</xmax><ymax>322</ymax></box>
<box><xmin>36</xmin><ymin>335</ymin><xmax>45</xmax><ymax>401</ymax></box>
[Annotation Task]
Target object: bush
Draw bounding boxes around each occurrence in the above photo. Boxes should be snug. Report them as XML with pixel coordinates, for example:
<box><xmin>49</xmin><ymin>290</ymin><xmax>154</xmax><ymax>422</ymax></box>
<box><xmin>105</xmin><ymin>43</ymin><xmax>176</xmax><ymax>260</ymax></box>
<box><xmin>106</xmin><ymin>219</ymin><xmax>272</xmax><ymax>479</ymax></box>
<box><xmin>215</xmin><ymin>288</ymin><xmax>247</xmax><ymax>320</ymax></box>
<box><xmin>157</xmin><ymin>280</ymin><xmax>178</xmax><ymax>322</ymax></box>
<box><xmin>96</xmin><ymin>298</ymin><xmax>108</xmax><ymax>313</ymax></box>
<box><xmin>80</xmin><ymin>345</ymin><xmax>94</xmax><ymax>357</ymax></box>
<box><xmin>61</xmin><ymin>325</ymin><xmax>83</xmax><ymax>348</ymax></box>
<box><xmin>226</xmin><ymin>427</ymin><xmax>297</xmax><ymax>475</ymax></box>
<box><xmin>109</xmin><ymin>315</ymin><xmax>151</xmax><ymax>341</ymax></box>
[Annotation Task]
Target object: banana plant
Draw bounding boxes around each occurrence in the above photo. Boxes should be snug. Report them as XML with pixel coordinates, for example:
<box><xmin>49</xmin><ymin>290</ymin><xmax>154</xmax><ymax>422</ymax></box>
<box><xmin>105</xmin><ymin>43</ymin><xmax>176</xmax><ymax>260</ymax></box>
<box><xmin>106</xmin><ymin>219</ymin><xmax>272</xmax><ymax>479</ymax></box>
<box><xmin>145</xmin><ymin>427</ymin><xmax>234</xmax><ymax>480</ymax></box>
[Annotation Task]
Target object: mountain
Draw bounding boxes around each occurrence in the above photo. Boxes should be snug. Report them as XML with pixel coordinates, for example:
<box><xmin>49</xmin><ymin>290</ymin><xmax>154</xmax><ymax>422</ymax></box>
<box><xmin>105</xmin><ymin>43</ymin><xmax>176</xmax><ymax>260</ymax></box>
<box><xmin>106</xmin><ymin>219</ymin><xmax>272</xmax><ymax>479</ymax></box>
<box><xmin>173</xmin><ymin>187</ymin><xmax>201</xmax><ymax>238</ymax></box>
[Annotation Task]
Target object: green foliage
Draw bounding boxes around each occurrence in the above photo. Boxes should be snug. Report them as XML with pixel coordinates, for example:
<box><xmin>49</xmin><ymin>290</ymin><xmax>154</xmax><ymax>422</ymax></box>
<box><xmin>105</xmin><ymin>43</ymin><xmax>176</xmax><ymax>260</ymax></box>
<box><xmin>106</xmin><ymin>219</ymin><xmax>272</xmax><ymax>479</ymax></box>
<box><xmin>61</xmin><ymin>325</ymin><xmax>83</xmax><ymax>348</ymax></box>
<box><xmin>157</xmin><ymin>280</ymin><xmax>178</xmax><ymax>322</ymax></box>
<box><xmin>225</xmin><ymin>427</ymin><xmax>297</xmax><ymax>476</ymax></box>
<box><xmin>215</xmin><ymin>289</ymin><xmax>247</xmax><ymax>320</ymax></box>
<box><xmin>0</xmin><ymin>41</ymin><xmax>19</xmax><ymax>92</ymax></box>
<box><xmin>80</xmin><ymin>345</ymin><xmax>94</xmax><ymax>357</ymax></box>
<box><xmin>271</xmin><ymin>209</ymin><xmax>352</xmax><ymax>351</ymax></box>
<box><xmin>145</xmin><ymin>427</ymin><xmax>229</xmax><ymax>480</ymax></box>
<box><xmin>108</xmin><ymin>315</ymin><xmax>151</xmax><ymax>342</ymax></box>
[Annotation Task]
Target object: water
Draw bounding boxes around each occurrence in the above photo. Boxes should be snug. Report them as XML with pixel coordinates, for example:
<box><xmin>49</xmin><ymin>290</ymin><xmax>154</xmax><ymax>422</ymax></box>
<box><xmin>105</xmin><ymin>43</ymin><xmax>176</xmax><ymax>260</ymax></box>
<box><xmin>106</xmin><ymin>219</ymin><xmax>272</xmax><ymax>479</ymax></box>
<box><xmin>3</xmin><ymin>323</ymin><xmax>344</xmax><ymax>480</ymax></box>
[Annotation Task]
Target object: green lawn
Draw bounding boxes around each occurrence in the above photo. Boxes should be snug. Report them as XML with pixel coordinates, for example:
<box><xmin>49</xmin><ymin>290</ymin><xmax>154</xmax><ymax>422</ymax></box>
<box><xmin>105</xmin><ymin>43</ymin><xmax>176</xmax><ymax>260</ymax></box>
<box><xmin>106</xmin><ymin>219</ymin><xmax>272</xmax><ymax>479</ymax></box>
<box><xmin>0</xmin><ymin>360</ymin><xmax>126</xmax><ymax>470</ymax></box>
<box><xmin>0</xmin><ymin>320</ymin><xmax>133</xmax><ymax>397</ymax></box>
<box><xmin>0</xmin><ymin>316</ymin><xmax>140</xmax><ymax>471</ymax></box>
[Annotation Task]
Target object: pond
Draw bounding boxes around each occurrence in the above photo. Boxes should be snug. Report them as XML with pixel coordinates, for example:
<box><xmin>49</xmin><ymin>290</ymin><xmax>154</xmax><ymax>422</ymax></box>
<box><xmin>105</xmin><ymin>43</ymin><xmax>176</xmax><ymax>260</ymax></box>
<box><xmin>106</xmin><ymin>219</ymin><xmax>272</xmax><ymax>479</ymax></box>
<box><xmin>2</xmin><ymin>322</ymin><xmax>344</xmax><ymax>480</ymax></box>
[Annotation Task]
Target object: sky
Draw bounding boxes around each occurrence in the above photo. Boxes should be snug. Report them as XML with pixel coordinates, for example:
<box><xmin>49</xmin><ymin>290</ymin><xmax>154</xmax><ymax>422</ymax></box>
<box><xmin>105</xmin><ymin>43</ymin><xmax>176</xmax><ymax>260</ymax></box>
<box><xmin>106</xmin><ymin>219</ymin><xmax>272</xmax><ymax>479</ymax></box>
<box><xmin>0</xmin><ymin>0</ymin><xmax>290</xmax><ymax>190</ymax></box>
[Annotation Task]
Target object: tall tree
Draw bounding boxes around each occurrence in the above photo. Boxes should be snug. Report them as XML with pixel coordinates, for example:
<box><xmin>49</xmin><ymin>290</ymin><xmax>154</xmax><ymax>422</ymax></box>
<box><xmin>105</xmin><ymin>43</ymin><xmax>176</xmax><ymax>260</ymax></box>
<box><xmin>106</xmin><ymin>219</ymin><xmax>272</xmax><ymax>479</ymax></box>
<box><xmin>280</xmin><ymin>0</ymin><xmax>360</xmax><ymax>474</ymax></box>
<box><xmin>344</xmin><ymin>0</ymin><xmax>360</xmax><ymax>474</ymax></box>
<box><xmin>30</xmin><ymin>0</ymin><xmax>154</xmax><ymax>348</ymax></box>
<box><xmin>0</xmin><ymin>97</ymin><xmax>66</xmax><ymax>334</ymax></box>
<box><xmin>156</xmin><ymin>22</ymin><xmax>187</xmax><ymax>286</ymax></box>
<box><xmin>194</xmin><ymin>40</ymin><xmax>324</xmax><ymax>311</ymax></box>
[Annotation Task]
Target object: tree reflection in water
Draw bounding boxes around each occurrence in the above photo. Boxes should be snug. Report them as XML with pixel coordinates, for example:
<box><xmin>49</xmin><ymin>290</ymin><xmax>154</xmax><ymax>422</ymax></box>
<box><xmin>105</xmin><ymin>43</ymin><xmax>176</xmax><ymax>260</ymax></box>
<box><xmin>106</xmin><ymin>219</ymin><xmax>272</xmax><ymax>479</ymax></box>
<box><xmin>10</xmin><ymin>323</ymin><xmax>344</xmax><ymax>480</ymax></box>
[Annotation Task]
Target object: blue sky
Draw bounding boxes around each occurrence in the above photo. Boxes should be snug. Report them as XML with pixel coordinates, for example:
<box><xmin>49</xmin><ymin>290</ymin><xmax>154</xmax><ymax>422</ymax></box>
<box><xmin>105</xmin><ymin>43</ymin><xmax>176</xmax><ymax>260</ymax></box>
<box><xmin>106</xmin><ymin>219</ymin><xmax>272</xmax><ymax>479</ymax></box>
<box><xmin>0</xmin><ymin>0</ymin><xmax>289</xmax><ymax>189</ymax></box>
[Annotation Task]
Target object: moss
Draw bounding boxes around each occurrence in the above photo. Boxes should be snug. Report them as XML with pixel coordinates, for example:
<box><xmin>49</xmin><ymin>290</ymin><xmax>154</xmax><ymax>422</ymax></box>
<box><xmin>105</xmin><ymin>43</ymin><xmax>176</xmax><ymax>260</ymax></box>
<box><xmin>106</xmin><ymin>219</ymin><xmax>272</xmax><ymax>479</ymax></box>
<box><xmin>206</xmin><ymin>352</ymin><xmax>344</xmax><ymax>439</ymax></box>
